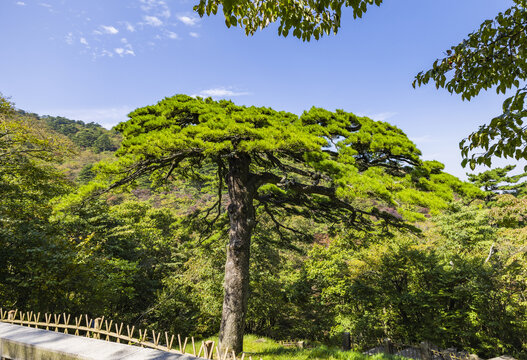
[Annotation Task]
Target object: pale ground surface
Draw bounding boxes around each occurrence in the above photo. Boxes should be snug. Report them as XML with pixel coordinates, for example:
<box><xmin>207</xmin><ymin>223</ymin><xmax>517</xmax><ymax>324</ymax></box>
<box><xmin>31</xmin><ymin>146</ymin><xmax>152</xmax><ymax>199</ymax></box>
<box><xmin>0</xmin><ymin>322</ymin><xmax>202</xmax><ymax>360</ymax></box>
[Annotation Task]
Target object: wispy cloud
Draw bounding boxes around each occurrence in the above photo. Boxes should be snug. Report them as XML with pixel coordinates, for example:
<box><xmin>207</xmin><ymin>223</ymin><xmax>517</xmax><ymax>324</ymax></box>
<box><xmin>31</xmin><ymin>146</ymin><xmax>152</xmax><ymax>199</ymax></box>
<box><xmin>115</xmin><ymin>47</ymin><xmax>135</xmax><ymax>57</ymax></box>
<box><xmin>101</xmin><ymin>49</ymin><xmax>114</xmax><ymax>58</ymax></box>
<box><xmin>144</xmin><ymin>15</ymin><xmax>163</xmax><ymax>27</ymax></box>
<box><xmin>410</xmin><ymin>135</ymin><xmax>438</xmax><ymax>144</ymax></box>
<box><xmin>139</xmin><ymin>0</ymin><xmax>156</xmax><ymax>11</ymax></box>
<box><xmin>166</xmin><ymin>31</ymin><xmax>178</xmax><ymax>39</ymax></box>
<box><xmin>39</xmin><ymin>2</ymin><xmax>55</xmax><ymax>12</ymax></box>
<box><xmin>15</xmin><ymin>1</ymin><xmax>26</xmax><ymax>6</ymax></box>
<box><xmin>371</xmin><ymin>112</ymin><xmax>397</xmax><ymax>121</ymax></box>
<box><xmin>114</xmin><ymin>38</ymin><xmax>135</xmax><ymax>56</ymax></box>
<box><xmin>197</xmin><ymin>88</ymin><xmax>250</xmax><ymax>98</ymax></box>
<box><xmin>177</xmin><ymin>15</ymin><xmax>199</xmax><ymax>26</ymax></box>
<box><xmin>140</xmin><ymin>0</ymin><xmax>164</xmax><ymax>11</ymax></box>
<box><xmin>99</xmin><ymin>25</ymin><xmax>119</xmax><ymax>35</ymax></box>
<box><xmin>189</xmin><ymin>32</ymin><xmax>199</xmax><ymax>38</ymax></box>
<box><xmin>85</xmin><ymin>36</ymin><xmax>135</xmax><ymax>59</ymax></box>
<box><xmin>124</xmin><ymin>22</ymin><xmax>135</xmax><ymax>32</ymax></box>
<box><xmin>356</xmin><ymin>111</ymin><xmax>397</xmax><ymax>122</ymax></box>
<box><xmin>140</xmin><ymin>0</ymin><xmax>171</xmax><ymax>18</ymax></box>
<box><xmin>65</xmin><ymin>32</ymin><xmax>74</xmax><ymax>45</ymax></box>
<box><xmin>62</xmin><ymin>0</ymin><xmax>180</xmax><ymax>59</ymax></box>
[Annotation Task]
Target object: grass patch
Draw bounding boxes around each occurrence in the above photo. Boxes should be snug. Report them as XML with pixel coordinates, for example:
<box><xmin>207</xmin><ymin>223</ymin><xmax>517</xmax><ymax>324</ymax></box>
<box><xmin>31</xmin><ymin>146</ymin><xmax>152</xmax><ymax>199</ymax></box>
<box><xmin>182</xmin><ymin>334</ymin><xmax>406</xmax><ymax>360</ymax></box>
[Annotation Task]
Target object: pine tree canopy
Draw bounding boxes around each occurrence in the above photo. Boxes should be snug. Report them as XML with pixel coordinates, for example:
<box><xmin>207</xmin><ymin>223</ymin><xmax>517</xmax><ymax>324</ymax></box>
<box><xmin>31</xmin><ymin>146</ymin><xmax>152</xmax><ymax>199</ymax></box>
<box><xmin>92</xmin><ymin>94</ymin><xmax>466</xmax><ymax>232</ymax></box>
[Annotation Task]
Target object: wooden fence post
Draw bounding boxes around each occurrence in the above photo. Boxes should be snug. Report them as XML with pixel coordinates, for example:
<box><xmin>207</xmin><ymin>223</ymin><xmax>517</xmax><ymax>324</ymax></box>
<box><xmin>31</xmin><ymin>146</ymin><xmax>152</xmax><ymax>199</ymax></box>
<box><xmin>420</xmin><ymin>341</ymin><xmax>431</xmax><ymax>360</ymax></box>
<box><xmin>383</xmin><ymin>338</ymin><xmax>394</xmax><ymax>355</ymax></box>
<box><xmin>341</xmin><ymin>332</ymin><xmax>351</xmax><ymax>351</ymax></box>
<box><xmin>204</xmin><ymin>340</ymin><xmax>214</xmax><ymax>359</ymax></box>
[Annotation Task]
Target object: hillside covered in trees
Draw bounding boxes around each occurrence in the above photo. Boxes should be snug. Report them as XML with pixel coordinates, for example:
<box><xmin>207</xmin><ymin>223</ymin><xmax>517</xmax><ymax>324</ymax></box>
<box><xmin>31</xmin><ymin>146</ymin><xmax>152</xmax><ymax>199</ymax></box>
<box><xmin>1</xmin><ymin>94</ymin><xmax>527</xmax><ymax>359</ymax></box>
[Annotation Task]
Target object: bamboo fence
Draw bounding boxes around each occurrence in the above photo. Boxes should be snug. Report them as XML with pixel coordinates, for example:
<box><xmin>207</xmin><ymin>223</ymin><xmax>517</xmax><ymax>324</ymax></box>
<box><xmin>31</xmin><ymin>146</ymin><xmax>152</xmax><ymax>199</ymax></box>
<box><xmin>0</xmin><ymin>308</ymin><xmax>262</xmax><ymax>360</ymax></box>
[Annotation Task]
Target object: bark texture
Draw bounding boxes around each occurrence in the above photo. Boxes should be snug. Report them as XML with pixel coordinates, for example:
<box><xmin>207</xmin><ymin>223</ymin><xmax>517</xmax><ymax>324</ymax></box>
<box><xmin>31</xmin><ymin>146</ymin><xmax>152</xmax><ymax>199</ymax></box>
<box><xmin>219</xmin><ymin>153</ymin><xmax>255</xmax><ymax>354</ymax></box>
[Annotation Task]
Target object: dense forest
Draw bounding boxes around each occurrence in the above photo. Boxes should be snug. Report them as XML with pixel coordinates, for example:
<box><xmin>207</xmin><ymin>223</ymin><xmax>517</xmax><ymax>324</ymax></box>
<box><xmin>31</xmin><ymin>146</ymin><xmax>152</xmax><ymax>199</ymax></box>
<box><xmin>1</xmin><ymin>93</ymin><xmax>527</xmax><ymax>359</ymax></box>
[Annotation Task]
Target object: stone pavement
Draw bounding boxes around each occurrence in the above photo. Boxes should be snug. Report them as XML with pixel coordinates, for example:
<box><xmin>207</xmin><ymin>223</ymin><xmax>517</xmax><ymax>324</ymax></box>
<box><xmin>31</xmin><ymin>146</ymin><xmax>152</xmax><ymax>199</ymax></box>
<box><xmin>0</xmin><ymin>322</ymin><xmax>203</xmax><ymax>360</ymax></box>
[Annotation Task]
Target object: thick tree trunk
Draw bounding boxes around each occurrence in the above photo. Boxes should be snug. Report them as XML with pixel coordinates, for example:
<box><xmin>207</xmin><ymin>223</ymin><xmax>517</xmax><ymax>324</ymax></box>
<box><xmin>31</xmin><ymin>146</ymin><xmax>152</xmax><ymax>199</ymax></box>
<box><xmin>219</xmin><ymin>153</ymin><xmax>255</xmax><ymax>354</ymax></box>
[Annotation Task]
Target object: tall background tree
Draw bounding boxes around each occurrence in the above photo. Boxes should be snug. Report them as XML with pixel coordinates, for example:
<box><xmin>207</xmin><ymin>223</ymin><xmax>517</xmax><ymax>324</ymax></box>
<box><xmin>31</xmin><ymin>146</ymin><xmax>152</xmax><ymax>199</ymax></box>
<box><xmin>1</xmin><ymin>94</ymin><xmax>157</xmax><ymax>319</ymax></box>
<box><xmin>468</xmin><ymin>165</ymin><xmax>527</xmax><ymax>201</ymax></box>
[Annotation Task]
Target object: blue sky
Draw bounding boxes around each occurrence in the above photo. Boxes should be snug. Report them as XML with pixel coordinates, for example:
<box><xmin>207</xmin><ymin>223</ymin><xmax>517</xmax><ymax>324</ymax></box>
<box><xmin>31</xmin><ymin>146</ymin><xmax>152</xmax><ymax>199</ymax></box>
<box><xmin>1</xmin><ymin>0</ymin><xmax>522</xmax><ymax>179</ymax></box>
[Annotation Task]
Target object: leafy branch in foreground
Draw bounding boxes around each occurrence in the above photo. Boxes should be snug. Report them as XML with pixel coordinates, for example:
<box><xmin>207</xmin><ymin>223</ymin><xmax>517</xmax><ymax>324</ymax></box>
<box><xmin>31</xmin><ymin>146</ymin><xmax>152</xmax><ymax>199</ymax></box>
<box><xmin>193</xmin><ymin>0</ymin><xmax>383</xmax><ymax>41</ymax></box>
<box><xmin>414</xmin><ymin>1</ymin><xmax>527</xmax><ymax>169</ymax></box>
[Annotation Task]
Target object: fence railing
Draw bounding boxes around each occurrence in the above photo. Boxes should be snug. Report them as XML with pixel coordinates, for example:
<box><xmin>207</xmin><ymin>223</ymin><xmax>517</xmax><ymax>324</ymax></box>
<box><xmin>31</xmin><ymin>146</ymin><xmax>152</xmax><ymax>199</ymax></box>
<box><xmin>0</xmin><ymin>308</ymin><xmax>262</xmax><ymax>360</ymax></box>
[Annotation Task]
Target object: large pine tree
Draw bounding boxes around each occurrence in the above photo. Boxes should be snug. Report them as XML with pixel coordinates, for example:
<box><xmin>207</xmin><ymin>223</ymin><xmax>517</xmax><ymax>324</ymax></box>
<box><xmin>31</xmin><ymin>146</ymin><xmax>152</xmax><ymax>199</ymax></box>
<box><xmin>95</xmin><ymin>94</ymin><xmax>440</xmax><ymax>352</ymax></box>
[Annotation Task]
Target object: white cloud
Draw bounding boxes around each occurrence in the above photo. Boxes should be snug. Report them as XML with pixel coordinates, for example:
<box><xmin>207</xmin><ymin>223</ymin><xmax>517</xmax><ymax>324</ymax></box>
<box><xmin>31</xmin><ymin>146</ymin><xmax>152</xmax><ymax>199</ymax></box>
<box><xmin>65</xmin><ymin>32</ymin><xmax>74</xmax><ymax>45</ymax></box>
<box><xmin>39</xmin><ymin>3</ymin><xmax>51</xmax><ymax>8</ymax></box>
<box><xmin>410</xmin><ymin>135</ymin><xmax>438</xmax><ymax>144</ymax></box>
<box><xmin>371</xmin><ymin>112</ymin><xmax>397</xmax><ymax>121</ymax></box>
<box><xmin>124</xmin><ymin>22</ymin><xmax>135</xmax><ymax>32</ymax></box>
<box><xmin>166</xmin><ymin>31</ymin><xmax>178</xmax><ymax>39</ymax></box>
<box><xmin>100</xmin><ymin>25</ymin><xmax>119</xmax><ymax>35</ymax></box>
<box><xmin>160</xmin><ymin>9</ymin><xmax>171</xmax><ymax>18</ymax></box>
<box><xmin>16</xmin><ymin>1</ymin><xmax>26</xmax><ymax>6</ymax></box>
<box><xmin>139</xmin><ymin>0</ymin><xmax>158</xmax><ymax>12</ymax></box>
<box><xmin>114</xmin><ymin>39</ymin><xmax>135</xmax><ymax>57</ymax></box>
<box><xmin>177</xmin><ymin>15</ymin><xmax>198</xmax><ymax>26</ymax></box>
<box><xmin>144</xmin><ymin>15</ymin><xmax>163</xmax><ymax>26</ymax></box>
<box><xmin>198</xmin><ymin>88</ymin><xmax>250</xmax><ymax>98</ymax></box>
<box><xmin>80</xmin><ymin>37</ymin><xmax>88</xmax><ymax>45</ymax></box>
<box><xmin>38</xmin><ymin>106</ymin><xmax>134</xmax><ymax>129</ymax></box>
<box><xmin>101</xmin><ymin>49</ymin><xmax>114</xmax><ymax>58</ymax></box>
<box><xmin>356</xmin><ymin>111</ymin><xmax>397</xmax><ymax>122</ymax></box>
<box><xmin>140</xmin><ymin>0</ymin><xmax>171</xmax><ymax>18</ymax></box>
<box><xmin>114</xmin><ymin>47</ymin><xmax>135</xmax><ymax>57</ymax></box>
<box><xmin>189</xmin><ymin>32</ymin><xmax>199</xmax><ymax>38</ymax></box>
